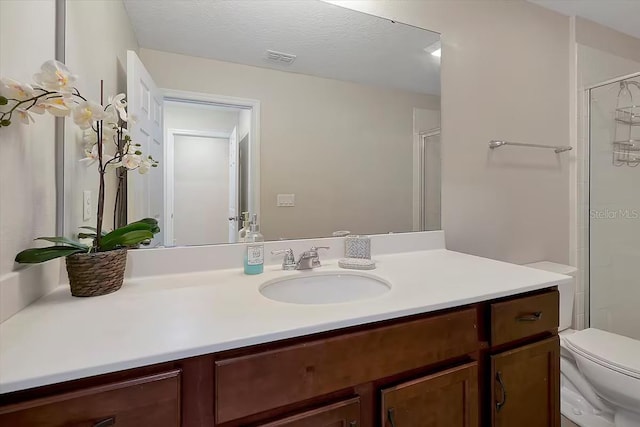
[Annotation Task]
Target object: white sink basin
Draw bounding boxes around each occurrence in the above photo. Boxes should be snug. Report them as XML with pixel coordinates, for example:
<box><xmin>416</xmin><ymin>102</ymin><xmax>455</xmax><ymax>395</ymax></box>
<box><xmin>259</xmin><ymin>272</ymin><xmax>391</xmax><ymax>304</ymax></box>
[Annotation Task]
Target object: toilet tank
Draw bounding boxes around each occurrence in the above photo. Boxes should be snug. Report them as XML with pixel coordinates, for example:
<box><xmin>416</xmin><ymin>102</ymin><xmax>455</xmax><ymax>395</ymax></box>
<box><xmin>524</xmin><ymin>261</ymin><xmax>577</xmax><ymax>331</ymax></box>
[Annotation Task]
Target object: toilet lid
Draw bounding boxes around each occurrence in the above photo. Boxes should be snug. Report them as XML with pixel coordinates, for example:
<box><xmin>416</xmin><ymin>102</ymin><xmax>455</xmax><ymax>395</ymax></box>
<box><xmin>564</xmin><ymin>328</ymin><xmax>640</xmax><ymax>379</ymax></box>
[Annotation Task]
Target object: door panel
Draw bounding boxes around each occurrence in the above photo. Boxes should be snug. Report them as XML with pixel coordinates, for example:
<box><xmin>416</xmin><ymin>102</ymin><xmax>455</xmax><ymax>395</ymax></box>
<box><xmin>381</xmin><ymin>362</ymin><xmax>478</xmax><ymax>427</ymax></box>
<box><xmin>491</xmin><ymin>336</ymin><xmax>560</xmax><ymax>427</ymax></box>
<box><xmin>127</xmin><ymin>50</ymin><xmax>164</xmax><ymax>246</ymax></box>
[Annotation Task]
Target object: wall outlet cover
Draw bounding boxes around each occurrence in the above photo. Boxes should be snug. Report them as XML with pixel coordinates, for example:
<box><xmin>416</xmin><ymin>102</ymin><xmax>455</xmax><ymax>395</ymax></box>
<box><xmin>277</xmin><ymin>193</ymin><xmax>295</xmax><ymax>207</ymax></box>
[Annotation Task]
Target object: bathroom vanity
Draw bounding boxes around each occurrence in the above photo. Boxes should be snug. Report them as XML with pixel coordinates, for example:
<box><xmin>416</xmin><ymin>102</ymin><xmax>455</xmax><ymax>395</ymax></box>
<box><xmin>0</xmin><ymin>248</ymin><xmax>565</xmax><ymax>427</ymax></box>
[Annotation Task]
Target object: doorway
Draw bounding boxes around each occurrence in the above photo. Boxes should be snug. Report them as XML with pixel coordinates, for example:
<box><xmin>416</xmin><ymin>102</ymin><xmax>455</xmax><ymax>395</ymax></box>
<box><xmin>162</xmin><ymin>97</ymin><xmax>259</xmax><ymax>246</ymax></box>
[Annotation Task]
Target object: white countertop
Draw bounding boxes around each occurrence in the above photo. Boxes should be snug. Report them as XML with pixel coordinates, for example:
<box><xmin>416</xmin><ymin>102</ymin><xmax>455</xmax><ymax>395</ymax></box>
<box><xmin>0</xmin><ymin>249</ymin><xmax>570</xmax><ymax>394</ymax></box>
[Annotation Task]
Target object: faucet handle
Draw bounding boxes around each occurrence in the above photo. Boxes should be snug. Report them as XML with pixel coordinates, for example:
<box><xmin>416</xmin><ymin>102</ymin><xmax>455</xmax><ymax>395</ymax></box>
<box><xmin>271</xmin><ymin>249</ymin><xmax>296</xmax><ymax>270</ymax></box>
<box><xmin>310</xmin><ymin>246</ymin><xmax>330</xmax><ymax>251</ymax></box>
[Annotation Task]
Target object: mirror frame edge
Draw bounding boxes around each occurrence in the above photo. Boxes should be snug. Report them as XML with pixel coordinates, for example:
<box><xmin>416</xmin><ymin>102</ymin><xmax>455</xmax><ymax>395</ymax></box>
<box><xmin>55</xmin><ymin>0</ymin><xmax>66</xmax><ymax>237</ymax></box>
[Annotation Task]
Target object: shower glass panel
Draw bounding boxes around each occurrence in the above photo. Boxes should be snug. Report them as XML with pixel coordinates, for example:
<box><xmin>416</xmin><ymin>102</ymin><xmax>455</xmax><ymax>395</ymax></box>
<box><xmin>589</xmin><ymin>75</ymin><xmax>640</xmax><ymax>340</ymax></box>
<box><xmin>419</xmin><ymin>130</ymin><xmax>441</xmax><ymax>231</ymax></box>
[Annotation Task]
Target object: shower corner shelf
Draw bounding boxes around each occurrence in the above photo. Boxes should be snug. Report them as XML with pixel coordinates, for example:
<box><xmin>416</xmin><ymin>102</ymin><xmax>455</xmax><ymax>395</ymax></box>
<box><xmin>615</xmin><ymin>105</ymin><xmax>640</xmax><ymax>126</ymax></box>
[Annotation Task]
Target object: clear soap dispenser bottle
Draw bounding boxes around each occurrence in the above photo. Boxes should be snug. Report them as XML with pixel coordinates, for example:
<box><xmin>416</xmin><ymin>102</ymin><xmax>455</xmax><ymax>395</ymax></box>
<box><xmin>244</xmin><ymin>214</ymin><xmax>264</xmax><ymax>275</ymax></box>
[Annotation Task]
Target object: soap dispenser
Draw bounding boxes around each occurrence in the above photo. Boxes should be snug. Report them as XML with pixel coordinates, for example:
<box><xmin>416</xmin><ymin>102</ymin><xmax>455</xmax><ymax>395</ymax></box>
<box><xmin>244</xmin><ymin>214</ymin><xmax>264</xmax><ymax>275</ymax></box>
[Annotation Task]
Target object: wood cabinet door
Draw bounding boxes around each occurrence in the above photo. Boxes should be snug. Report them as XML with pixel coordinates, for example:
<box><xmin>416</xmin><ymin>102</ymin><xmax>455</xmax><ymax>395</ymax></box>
<box><xmin>491</xmin><ymin>336</ymin><xmax>560</xmax><ymax>427</ymax></box>
<box><xmin>257</xmin><ymin>397</ymin><xmax>360</xmax><ymax>427</ymax></box>
<box><xmin>0</xmin><ymin>370</ymin><xmax>181</xmax><ymax>427</ymax></box>
<box><xmin>381</xmin><ymin>362</ymin><xmax>478</xmax><ymax>427</ymax></box>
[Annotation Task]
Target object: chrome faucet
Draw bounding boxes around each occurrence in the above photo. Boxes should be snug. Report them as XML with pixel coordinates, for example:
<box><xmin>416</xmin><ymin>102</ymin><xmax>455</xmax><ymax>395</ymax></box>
<box><xmin>271</xmin><ymin>247</ymin><xmax>330</xmax><ymax>270</ymax></box>
<box><xmin>271</xmin><ymin>248</ymin><xmax>296</xmax><ymax>270</ymax></box>
<box><xmin>295</xmin><ymin>246</ymin><xmax>329</xmax><ymax>270</ymax></box>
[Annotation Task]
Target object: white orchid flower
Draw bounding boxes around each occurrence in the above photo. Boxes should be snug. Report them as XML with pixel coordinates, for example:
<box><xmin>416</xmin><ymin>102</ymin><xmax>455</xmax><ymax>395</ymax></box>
<box><xmin>38</xmin><ymin>97</ymin><xmax>71</xmax><ymax>117</ymax></box>
<box><xmin>16</xmin><ymin>109</ymin><xmax>35</xmax><ymax>124</ymax></box>
<box><xmin>73</xmin><ymin>100</ymin><xmax>105</xmax><ymax>130</ymax></box>
<box><xmin>33</xmin><ymin>60</ymin><xmax>77</xmax><ymax>94</ymax></box>
<box><xmin>108</xmin><ymin>93</ymin><xmax>127</xmax><ymax>121</ymax></box>
<box><xmin>103</xmin><ymin>104</ymin><xmax>120</xmax><ymax>127</ymax></box>
<box><xmin>79</xmin><ymin>144</ymin><xmax>113</xmax><ymax>167</ymax></box>
<box><xmin>138</xmin><ymin>159</ymin><xmax>152</xmax><ymax>174</ymax></box>
<box><xmin>122</xmin><ymin>153</ymin><xmax>142</xmax><ymax>170</ymax></box>
<box><xmin>0</xmin><ymin>78</ymin><xmax>35</xmax><ymax>101</ymax></box>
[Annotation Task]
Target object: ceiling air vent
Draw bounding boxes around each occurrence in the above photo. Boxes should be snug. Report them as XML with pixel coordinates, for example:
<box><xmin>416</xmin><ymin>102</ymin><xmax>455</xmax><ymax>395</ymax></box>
<box><xmin>265</xmin><ymin>50</ymin><xmax>297</xmax><ymax>65</ymax></box>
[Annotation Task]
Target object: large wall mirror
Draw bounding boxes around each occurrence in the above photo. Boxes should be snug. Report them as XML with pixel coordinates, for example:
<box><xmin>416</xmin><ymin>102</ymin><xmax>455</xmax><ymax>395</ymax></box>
<box><xmin>63</xmin><ymin>0</ymin><xmax>441</xmax><ymax>247</ymax></box>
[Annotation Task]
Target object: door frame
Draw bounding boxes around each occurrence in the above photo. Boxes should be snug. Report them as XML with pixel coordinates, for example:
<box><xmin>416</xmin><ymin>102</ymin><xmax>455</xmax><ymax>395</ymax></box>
<box><xmin>162</xmin><ymin>89</ymin><xmax>261</xmax><ymax>239</ymax></box>
<box><xmin>413</xmin><ymin>127</ymin><xmax>441</xmax><ymax>231</ymax></box>
<box><xmin>165</xmin><ymin>128</ymin><xmax>232</xmax><ymax>247</ymax></box>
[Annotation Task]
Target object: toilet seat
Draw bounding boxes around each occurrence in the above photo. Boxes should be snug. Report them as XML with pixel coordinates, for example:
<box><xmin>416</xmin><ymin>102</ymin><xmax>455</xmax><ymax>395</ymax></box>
<box><xmin>563</xmin><ymin>328</ymin><xmax>640</xmax><ymax>380</ymax></box>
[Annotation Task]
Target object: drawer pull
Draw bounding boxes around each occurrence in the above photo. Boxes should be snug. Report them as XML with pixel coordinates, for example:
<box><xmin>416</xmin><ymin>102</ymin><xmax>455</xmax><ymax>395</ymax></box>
<box><xmin>349</xmin><ymin>421</ymin><xmax>357</xmax><ymax>427</ymax></box>
<box><xmin>93</xmin><ymin>417</ymin><xmax>116</xmax><ymax>427</ymax></box>
<box><xmin>516</xmin><ymin>311</ymin><xmax>542</xmax><ymax>322</ymax></box>
<box><xmin>495</xmin><ymin>371</ymin><xmax>507</xmax><ymax>412</ymax></box>
<box><xmin>387</xmin><ymin>408</ymin><xmax>397</xmax><ymax>427</ymax></box>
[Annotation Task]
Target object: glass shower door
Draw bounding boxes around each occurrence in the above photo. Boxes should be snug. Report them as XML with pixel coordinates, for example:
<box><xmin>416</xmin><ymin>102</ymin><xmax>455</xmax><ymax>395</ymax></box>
<box><xmin>589</xmin><ymin>76</ymin><xmax>640</xmax><ymax>339</ymax></box>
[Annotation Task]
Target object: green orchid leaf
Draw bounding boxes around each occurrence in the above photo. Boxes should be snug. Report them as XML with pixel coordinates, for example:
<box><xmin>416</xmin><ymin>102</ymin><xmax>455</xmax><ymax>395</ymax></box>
<box><xmin>35</xmin><ymin>237</ymin><xmax>88</xmax><ymax>250</ymax></box>
<box><xmin>15</xmin><ymin>246</ymin><xmax>86</xmax><ymax>264</ymax></box>
<box><xmin>98</xmin><ymin>218</ymin><xmax>160</xmax><ymax>251</ymax></box>
<box><xmin>100</xmin><ymin>230</ymin><xmax>154</xmax><ymax>251</ymax></box>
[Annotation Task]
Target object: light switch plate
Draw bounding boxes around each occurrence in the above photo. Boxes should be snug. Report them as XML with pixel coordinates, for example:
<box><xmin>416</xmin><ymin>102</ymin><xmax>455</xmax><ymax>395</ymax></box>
<box><xmin>83</xmin><ymin>190</ymin><xmax>92</xmax><ymax>221</ymax></box>
<box><xmin>277</xmin><ymin>193</ymin><xmax>295</xmax><ymax>207</ymax></box>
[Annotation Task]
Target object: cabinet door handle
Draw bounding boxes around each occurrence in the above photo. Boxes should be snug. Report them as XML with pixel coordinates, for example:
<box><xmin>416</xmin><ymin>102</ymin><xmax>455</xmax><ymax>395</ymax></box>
<box><xmin>516</xmin><ymin>311</ymin><xmax>542</xmax><ymax>322</ymax></box>
<box><xmin>387</xmin><ymin>408</ymin><xmax>396</xmax><ymax>427</ymax></box>
<box><xmin>495</xmin><ymin>371</ymin><xmax>507</xmax><ymax>412</ymax></box>
<box><xmin>93</xmin><ymin>417</ymin><xmax>116</xmax><ymax>427</ymax></box>
<box><xmin>349</xmin><ymin>421</ymin><xmax>357</xmax><ymax>427</ymax></box>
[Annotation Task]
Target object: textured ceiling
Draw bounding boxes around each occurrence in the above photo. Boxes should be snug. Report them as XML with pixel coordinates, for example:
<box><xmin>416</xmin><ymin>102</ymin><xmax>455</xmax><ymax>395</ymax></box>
<box><xmin>529</xmin><ymin>0</ymin><xmax>640</xmax><ymax>39</ymax></box>
<box><xmin>122</xmin><ymin>0</ymin><xmax>441</xmax><ymax>95</ymax></box>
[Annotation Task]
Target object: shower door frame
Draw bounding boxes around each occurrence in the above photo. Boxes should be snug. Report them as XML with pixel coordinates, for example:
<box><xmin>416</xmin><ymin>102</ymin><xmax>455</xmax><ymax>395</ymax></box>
<box><xmin>583</xmin><ymin>71</ymin><xmax>640</xmax><ymax>329</ymax></box>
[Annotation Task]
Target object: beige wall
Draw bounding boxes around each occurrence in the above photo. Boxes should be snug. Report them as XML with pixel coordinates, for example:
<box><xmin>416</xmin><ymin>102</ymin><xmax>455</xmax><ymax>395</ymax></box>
<box><xmin>141</xmin><ymin>48</ymin><xmax>440</xmax><ymax>240</ymax></box>
<box><xmin>0</xmin><ymin>0</ymin><xmax>60</xmax><ymax>322</ymax></box>
<box><xmin>331</xmin><ymin>0</ymin><xmax>571</xmax><ymax>264</ymax></box>
<box><xmin>576</xmin><ymin>17</ymin><xmax>640</xmax><ymax>65</ymax></box>
<box><xmin>64</xmin><ymin>0</ymin><xmax>139</xmax><ymax>236</ymax></box>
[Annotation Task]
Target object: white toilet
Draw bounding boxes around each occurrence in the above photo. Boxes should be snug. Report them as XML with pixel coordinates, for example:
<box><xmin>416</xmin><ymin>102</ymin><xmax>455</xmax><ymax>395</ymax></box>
<box><xmin>526</xmin><ymin>262</ymin><xmax>640</xmax><ymax>427</ymax></box>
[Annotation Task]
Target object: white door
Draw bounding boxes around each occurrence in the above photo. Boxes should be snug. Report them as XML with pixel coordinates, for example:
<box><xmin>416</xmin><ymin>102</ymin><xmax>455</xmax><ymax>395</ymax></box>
<box><xmin>228</xmin><ymin>127</ymin><xmax>239</xmax><ymax>242</ymax></box>
<box><xmin>173</xmin><ymin>135</ymin><xmax>230</xmax><ymax>246</ymax></box>
<box><xmin>127</xmin><ymin>50</ymin><xmax>164</xmax><ymax>246</ymax></box>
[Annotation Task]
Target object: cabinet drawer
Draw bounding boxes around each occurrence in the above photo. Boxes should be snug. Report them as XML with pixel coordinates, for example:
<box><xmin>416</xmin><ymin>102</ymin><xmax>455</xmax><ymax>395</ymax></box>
<box><xmin>381</xmin><ymin>362</ymin><xmax>478</xmax><ymax>427</ymax></box>
<box><xmin>0</xmin><ymin>370</ymin><xmax>181</xmax><ymax>427</ymax></box>
<box><xmin>491</xmin><ymin>290</ymin><xmax>559</xmax><ymax>347</ymax></box>
<box><xmin>215</xmin><ymin>308</ymin><xmax>479</xmax><ymax>423</ymax></box>
<box><xmin>257</xmin><ymin>397</ymin><xmax>360</xmax><ymax>427</ymax></box>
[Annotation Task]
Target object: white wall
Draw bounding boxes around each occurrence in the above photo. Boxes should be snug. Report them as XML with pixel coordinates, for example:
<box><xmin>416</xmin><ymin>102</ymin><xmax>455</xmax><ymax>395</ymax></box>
<box><xmin>64</xmin><ymin>0</ymin><xmax>139</xmax><ymax>236</ymax></box>
<box><xmin>0</xmin><ymin>0</ymin><xmax>60</xmax><ymax>322</ymax></box>
<box><xmin>141</xmin><ymin>48</ymin><xmax>440</xmax><ymax>241</ymax></box>
<box><xmin>164</xmin><ymin>102</ymin><xmax>240</xmax><ymax>134</ymax></box>
<box><xmin>328</xmin><ymin>0</ymin><xmax>571</xmax><ymax>264</ymax></box>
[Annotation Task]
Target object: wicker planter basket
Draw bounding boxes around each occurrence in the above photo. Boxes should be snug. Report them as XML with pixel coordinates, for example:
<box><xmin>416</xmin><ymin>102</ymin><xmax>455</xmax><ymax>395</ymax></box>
<box><xmin>65</xmin><ymin>248</ymin><xmax>127</xmax><ymax>297</ymax></box>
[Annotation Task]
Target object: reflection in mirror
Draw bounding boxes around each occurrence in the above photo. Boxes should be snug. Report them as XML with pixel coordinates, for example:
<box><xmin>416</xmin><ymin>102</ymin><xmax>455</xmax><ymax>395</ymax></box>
<box><xmin>64</xmin><ymin>0</ymin><xmax>441</xmax><ymax>247</ymax></box>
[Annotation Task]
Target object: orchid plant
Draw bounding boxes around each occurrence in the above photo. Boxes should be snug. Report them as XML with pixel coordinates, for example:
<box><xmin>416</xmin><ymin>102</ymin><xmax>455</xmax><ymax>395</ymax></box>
<box><xmin>0</xmin><ymin>60</ymin><xmax>160</xmax><ymax>263</ymax></box>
